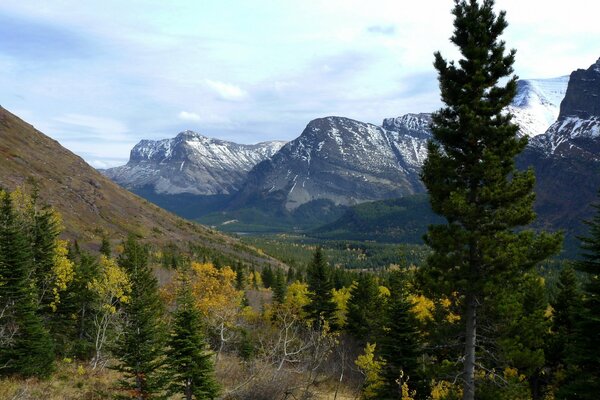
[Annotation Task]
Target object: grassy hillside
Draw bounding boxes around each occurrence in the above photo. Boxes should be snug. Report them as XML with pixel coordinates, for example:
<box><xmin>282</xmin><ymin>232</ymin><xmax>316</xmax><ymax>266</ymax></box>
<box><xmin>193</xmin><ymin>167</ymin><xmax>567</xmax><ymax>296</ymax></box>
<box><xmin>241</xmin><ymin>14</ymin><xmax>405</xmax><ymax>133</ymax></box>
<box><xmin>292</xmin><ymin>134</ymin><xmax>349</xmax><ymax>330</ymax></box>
<box><xmin>0</xmin><ymin>106</ymin><xmax>283</xmax><ymax>267</ymax></box>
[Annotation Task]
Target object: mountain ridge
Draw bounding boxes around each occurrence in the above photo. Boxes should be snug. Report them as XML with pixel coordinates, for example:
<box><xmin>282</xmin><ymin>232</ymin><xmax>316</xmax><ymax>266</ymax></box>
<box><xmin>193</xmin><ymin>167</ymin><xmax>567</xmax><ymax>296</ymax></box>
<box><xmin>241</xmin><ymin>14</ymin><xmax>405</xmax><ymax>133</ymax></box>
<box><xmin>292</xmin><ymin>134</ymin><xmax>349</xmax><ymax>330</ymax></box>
<box><xmin>0</xmin><ymin>106</ymin><xmax>285</xmax><ymax>267</ymax></box>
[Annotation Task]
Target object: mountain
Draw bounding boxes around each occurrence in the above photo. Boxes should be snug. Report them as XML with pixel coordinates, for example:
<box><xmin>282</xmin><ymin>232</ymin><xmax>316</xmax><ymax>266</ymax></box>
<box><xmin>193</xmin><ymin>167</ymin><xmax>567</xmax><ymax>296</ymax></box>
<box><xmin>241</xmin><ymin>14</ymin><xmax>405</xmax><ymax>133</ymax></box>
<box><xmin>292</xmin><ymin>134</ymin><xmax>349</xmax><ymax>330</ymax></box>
<box><xmin>530</xmin><ymin>59</ymin><xmax>600</xmax><ymax>158</ymax></box>
<box><xmin>508</xmin><ymin>76</ymin><xmax>569</xmax><ymax>138</ymax></box>
<box><xmin>103</xmin><ymin>131</ymin><xmax>286</xmax><ymax>195</ymax></box>
<box><xmin>230</xmin><ymin>115</ymin><xmax>430</xmax><ymax>212</ymax></box>
<box><xmin>517</xmin><ymin>58</ymin><xmax>600</xmax><ymax>241</ymax></box>
<box><xmin>0</xmin><ymin>106</ymin><xmax>285</xmax><ymax>267</ymax></box>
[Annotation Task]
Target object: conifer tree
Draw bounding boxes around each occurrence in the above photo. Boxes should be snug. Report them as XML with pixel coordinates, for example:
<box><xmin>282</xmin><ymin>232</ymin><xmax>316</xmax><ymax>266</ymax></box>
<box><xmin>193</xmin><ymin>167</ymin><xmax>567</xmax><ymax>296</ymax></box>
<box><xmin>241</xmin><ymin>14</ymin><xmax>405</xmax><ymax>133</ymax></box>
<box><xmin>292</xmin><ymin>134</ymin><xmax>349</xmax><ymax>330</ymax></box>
<box><xmin>303</xmin><ymin>247</ymin><xmax>337</xmax><ymax>331</ymax></box>
<box><xmin>100</xmin><ymin>235</ymin><xmax>111</xmax><ymax>257</ymax></box>
<box><xmin>549</xmin><ymin>266</ymin><xmax>582</xmax><ymax>370</ymax></box>
<box><xmin>346</xmin><ymin>273</ymin><xmax>382</xmax><ymax>342</ymax></box>
<box><xmin>375</xmin><ymin>285</ymin><xmax>424</xmax><ymax>399</ymax></box>
<box><xmin>261</xmin><ymin>265</ymin><xmax>275</xmax><ymax>289</ymax></box>
<box><xmin>563</xmin><ymin>193</ymin><xmax>600</xmax><ymax>398</ymax></box>
<box><xmin>113</xmin><ymin>235</ymin><xmax>166</xmax><ymax>399</ymax></box>
<box><xmin>165</xmin><ymin>274</ymin><xmax>219</xmax><ymax>400</ymax></box>
<box><xmin>0</xmin><ymin>192</ymin><xmax>54</xmax><ymax>377</ymax></box>
<box><xmin>421</xmin><ymin>1</ymin><xmax>562</xmax><ymax>398</ymax></box>
<box><xmin>272</xmin><ymin>269</ymin><xmax>287</xmax><ymax>304</ymax></box>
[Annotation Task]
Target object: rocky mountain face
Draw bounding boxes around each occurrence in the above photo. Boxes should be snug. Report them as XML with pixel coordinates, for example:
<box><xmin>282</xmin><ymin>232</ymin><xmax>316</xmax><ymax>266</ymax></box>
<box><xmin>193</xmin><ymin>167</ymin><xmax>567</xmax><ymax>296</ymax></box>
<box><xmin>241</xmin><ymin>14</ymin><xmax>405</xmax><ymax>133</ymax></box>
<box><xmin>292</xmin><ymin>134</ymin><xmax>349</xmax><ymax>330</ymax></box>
<box><xmin>518</xmin><ymin>58</ymin><xmax>600</xmax><ymax>234</ymax></box>
<box><xmin>103</xmin><ymin>131</ymin><xmax>286</xmax><ymax>195</ymax></box>
<box><xmin>230</xmin><ymin>115</ymin><xmax>431</xmax><ymax>211</ymax></box>
<box><xmin>229</xmin><ymin>76</ymin><xmax>568</xmax><ymax>212</ymax></box>
<box><xmin>530</xmin><ymin>59</ymin><xmax>600</xmax><ymax>159</ymax></box>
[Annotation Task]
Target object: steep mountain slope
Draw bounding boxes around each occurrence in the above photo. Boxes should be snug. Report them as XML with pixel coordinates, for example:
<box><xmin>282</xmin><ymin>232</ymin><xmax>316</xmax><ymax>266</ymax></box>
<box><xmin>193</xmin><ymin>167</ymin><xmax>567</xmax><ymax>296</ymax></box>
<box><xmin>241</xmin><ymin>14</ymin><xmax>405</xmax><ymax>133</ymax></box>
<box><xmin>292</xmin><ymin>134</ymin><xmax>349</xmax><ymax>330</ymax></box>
<box><xmin>518</xmin><ymin>58</ymin><xmax>600</xmax><ymax>234</ymax></box>
<box><xmin>508</xmin><ymin>76</ymin><xmax>569</xmax><ymax>138</ymax></box>
<box><xmin>103</xmin><ymin>131</ymin><xmax>285</xmax><ymax>195</ymax></box>
<box><xmin>231</xmin><ymin>115</ymin><xmax>430</xmax><ymax>212</ymax></box>
<box><xmin>0</xmin><ymin>106</ymin><xmax>284</xmax><ymax>266</ymax></box>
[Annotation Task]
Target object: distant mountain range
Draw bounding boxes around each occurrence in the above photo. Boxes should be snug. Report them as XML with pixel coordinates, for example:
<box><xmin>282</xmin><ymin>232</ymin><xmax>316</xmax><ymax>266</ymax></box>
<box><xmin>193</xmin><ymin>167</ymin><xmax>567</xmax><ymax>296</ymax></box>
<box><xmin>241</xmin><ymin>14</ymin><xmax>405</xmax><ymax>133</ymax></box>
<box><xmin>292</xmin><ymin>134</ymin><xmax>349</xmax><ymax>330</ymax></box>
<box><xmin>101</xmin><ymin>58</ymin><xmax>600</xmax><ymax>247</ymax></box>
<box><xmin>103</xmin><ymin>131</ymin><xmax>285</xmax><ymax>195</ymax></box>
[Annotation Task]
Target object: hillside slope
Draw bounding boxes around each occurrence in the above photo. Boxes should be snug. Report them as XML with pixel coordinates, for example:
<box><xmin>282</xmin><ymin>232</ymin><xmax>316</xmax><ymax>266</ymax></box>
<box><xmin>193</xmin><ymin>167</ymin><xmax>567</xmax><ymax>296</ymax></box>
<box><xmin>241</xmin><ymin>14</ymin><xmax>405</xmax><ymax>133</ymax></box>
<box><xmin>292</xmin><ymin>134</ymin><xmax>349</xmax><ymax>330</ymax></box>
<box><xmin>0</xmin><ymin>106</ymin><xmax>283</xmax><ymax>267</ymax></box>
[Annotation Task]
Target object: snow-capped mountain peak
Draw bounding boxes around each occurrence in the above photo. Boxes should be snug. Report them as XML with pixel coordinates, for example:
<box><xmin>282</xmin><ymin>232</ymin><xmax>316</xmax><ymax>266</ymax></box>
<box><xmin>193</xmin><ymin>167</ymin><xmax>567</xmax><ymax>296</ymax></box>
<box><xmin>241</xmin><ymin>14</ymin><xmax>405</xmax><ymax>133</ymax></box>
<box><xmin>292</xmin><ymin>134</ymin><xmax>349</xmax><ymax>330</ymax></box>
<box><xmin>507</xmin><ymin>76</ymin><xmax>569</xmax><ymax>138</ymax></box>
<box><xmin>104</xmin><ymin>131</ymin><xmax>286</xmax><ymax>195</ymax></box>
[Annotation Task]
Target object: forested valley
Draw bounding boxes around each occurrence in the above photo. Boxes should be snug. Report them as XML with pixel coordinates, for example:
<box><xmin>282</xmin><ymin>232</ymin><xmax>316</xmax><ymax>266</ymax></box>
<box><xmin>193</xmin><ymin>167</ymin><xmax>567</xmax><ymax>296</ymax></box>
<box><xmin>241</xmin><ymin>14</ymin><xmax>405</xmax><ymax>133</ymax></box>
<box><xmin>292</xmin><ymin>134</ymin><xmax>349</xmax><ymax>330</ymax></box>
<box><xmin>1</xmin><ymin>1</ymin><xmax>599</xmax><ymax>399</ymax></box>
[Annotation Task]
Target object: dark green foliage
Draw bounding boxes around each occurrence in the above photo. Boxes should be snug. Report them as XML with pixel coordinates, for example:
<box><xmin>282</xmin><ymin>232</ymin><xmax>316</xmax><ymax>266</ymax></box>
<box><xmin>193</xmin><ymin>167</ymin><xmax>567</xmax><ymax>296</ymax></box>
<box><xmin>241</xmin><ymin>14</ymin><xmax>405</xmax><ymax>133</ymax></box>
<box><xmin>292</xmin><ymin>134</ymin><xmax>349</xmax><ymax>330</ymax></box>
<box><xmin>375</xmin><ymin>285</ymin><xmax>424</xmax><ymax>399</ymax></box>
<box><xmin>49</xmin><ymin>251</ymin><xmax>101</xmax><ymax>358</ymax></box>
<box><xmin>272</xmin><ymin>269</ymin><xmax>287</xmax><ymax>304</ymax></box>
<box><xmin>165</xmin><ymin>276</ymin><xmax>219</xmax><ymax>400</ymax></box>
<box><xmin>29</xmin><ymin>204</ymin><xmax>60</xmax><ymax>313</ymax></box>
<box><xmin>313</xmin><ymin>195</ymin><xmax>444</xmax><ymax>243</ymax></box>
<box><xmin>234</xmin><ymin>264</ymin><xmax>246</xmax><ymax>290</ymax></box>
<box><xmin>261</xmin><ymin>265</ymin><xmax>275</xmax><ymax>289</ymax></box>
<box><xmin>303</xmin><ymin>247</ymin><xmax>337</xmax><ymax>331</ymax></box>
<box><xmin>346</xmin><ymin>274</ymin><xmax>383</xmax><ymax>342</ymax></box>
<box><xmin>562</xmin><ymin>195</ymin><xmax>600</xmax><ymax>398</ymax></box>
<box><xmin>113</xmin><ymin>235</ymin><xmax>167</xmax><ymax>399</ymax></box>
<box><xmin>100</xmin><ymin>235</ymin><xmax>111</xmax><ymax>257</ymax></box>
<box><xmin>241</xmin><ymin>235</ymin><xmax>429</xmax><ymax>271</ymax></box>
<box><xmin>492</xmin><ymin>274</ymin><xmax>550</xmax><ymax>399</ymax></box>
<box><xmin>0</xmin><ymin>192</ymin><xmax>55</xmax><ymax>377</ymax></box>
<box><xmin>286</xmin><ymin>266</ymin><xmax>295</xmax><ymax>283</ymax></box>
<box><xmin>548</xmin><ymin>266</ymin><xmax>582</xmax><ymax>370</ymax></box>
<box><xmin>421</xmin><ymin>1</ymin><xmax>562</xmax><ymax>398</ymax></box>
<box><xmin>237</xmin><ymin>328</ymin><xmax>255</xmax><ymax>362</ymax></box>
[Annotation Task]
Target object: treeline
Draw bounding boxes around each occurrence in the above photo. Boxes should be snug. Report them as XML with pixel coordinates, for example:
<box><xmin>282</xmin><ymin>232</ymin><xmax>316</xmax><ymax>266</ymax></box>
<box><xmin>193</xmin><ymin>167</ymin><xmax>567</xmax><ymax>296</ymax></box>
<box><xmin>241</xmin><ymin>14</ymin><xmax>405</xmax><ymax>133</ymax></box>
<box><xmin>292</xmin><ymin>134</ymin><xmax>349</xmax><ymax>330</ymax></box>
<box><xmin>242</xmin><ymin>235</ymin><xmax>430</xmax><ymax>271</ymax></box>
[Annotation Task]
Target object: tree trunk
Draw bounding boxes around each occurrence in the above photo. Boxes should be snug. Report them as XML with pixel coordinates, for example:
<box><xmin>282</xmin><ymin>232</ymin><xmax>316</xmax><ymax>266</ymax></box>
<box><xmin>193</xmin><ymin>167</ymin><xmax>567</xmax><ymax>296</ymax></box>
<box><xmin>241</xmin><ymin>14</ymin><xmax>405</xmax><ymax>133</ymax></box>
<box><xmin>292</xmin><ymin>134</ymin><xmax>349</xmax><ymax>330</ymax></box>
<box><xmin>463</xmin><ymin>293</ymin><xmax>477</xmax><ymax>400</ymax></box>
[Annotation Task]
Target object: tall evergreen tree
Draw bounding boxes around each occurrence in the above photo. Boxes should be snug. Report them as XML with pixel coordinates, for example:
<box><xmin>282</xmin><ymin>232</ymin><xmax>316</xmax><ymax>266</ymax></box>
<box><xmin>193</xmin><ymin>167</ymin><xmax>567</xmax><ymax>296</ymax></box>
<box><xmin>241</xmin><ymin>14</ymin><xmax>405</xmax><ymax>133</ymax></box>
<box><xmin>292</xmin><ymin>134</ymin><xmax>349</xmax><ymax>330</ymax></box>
<box><xmin>261</xmin><ymin>265</ymin><xmax>275</xmax><ymax>289</ymax></box>
<box><xmin>100</xmin><ymin>235</ymin><xmax>111</xmax><ymax>257</ymax></box>
<box><xmin>421</xmin><ymin>1</ymin><xmax>562</xmax><ymax>398</ymax></box>
<box><xmin>563</xmin><ymin>193</ymin><xmax>600</xmax><ymax>399</ymax></box>
<box><xmin>375</xmin><ymin>285</ymin><xmax>424</xmax><ymax>400</ymax></box>
<box><xmin>165</xmin><ymin>275</ymin><xmax>219</xmax><ymax>400</ymax></box>
<box><xmin>0</xmin><ymin>192</ymin><xmax>54</xmax><ymax>377</ymax></box>
<box><xmin>549</xmin><ymin>266</ymin><xmax>582</xmax><ymax>371</ymax></box>
<box><xmin>346</xmin><ymin>273</ymin><xmax>382</xmax><ymax>342</ymax></box>
<box><xmin>113</xmin><ymin>235</ymin><xmax>166</xmax><ymax>399</ymax></box>
<box><xmin>272</xmin><ymin>269</ymin><xmax>287</xmax><ymax>304</ymax></box>
<box><xmin>303</xmin><ymin>247</ymin><xmax>337</xmax><ymax>331</ymax></box>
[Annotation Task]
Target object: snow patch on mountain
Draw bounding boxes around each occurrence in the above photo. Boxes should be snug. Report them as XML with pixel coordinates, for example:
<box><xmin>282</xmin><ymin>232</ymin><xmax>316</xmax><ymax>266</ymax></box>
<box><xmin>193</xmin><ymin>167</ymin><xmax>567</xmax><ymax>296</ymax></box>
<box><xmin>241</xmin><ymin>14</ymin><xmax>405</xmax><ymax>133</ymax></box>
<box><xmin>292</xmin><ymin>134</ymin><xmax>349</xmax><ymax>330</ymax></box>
<box><xmin>508</xmin><ymin>76</ymin><xmax>569</xmax><ymax>138</ymax></box>
<box><xmin>103</xmin><ymin>130</ymin><xmax>286</xmax><ymax>195</ymax></box>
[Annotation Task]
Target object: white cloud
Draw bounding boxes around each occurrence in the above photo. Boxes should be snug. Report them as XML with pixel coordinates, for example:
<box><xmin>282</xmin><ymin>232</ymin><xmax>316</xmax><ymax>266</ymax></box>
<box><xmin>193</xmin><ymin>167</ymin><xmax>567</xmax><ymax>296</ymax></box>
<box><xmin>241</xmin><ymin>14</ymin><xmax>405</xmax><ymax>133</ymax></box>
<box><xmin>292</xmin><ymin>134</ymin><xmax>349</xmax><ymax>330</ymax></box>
<box><xmin>205</xmin><ymin>80</ymin><xmax>248</xmax><ymax>101</ymax></box>
<box><xmin>178</xmin><ymin>111</ymin><xmax>202</xmax><ymax>121</ymax></box>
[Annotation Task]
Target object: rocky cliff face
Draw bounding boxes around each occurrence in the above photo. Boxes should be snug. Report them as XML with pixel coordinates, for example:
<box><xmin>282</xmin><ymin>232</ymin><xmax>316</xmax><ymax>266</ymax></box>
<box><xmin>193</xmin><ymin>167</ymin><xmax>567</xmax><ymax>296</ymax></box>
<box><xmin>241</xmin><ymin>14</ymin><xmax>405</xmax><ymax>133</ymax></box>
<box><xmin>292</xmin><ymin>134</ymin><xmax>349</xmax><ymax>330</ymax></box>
<box><xmin>230</xmin><ymin>115</ymin><xmax>431</xmax><ymax>211</ymax></box>
<box><xmin>518</xmin><ymin>58</ymin><xmax>600</xmax><ymax>232</ymax></box>
<box><xmin>530</xmin><ymin>58</ymin><xmax>600</xmax><ymax>159</ymax></box>
<box><xmin>103</xmin><ymin>131</ymin><xmax>285</xmax><ymax>195</ymax></box>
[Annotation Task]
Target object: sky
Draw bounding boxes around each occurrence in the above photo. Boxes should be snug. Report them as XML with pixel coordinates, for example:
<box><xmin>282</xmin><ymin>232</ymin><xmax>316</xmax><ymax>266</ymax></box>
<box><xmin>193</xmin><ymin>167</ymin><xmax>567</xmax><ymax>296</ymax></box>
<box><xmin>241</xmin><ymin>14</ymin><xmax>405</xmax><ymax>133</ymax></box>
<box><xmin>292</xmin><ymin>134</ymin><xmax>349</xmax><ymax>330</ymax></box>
<box><xmin>0</xmin><ymin>0</ymin><xmax>598</xmax><ymax>168</ymax></box>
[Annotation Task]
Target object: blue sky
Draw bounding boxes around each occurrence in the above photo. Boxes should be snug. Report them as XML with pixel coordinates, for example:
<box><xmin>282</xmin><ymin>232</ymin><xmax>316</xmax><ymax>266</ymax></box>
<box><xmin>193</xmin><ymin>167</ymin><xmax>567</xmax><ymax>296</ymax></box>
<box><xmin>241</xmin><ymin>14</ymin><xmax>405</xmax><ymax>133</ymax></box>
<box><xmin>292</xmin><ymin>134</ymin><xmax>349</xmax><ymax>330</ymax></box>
<box><xmin>1</xmin><ymin>0</ymin><xmax>598</xmax><ymax>168</ymax></box>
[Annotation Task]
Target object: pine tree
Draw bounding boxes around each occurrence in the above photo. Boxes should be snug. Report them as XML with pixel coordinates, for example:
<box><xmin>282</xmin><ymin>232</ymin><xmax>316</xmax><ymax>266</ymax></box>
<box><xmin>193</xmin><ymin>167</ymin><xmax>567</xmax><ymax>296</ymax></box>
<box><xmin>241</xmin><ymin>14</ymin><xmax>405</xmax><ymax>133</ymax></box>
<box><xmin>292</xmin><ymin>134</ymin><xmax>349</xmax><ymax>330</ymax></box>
<box><xmin>346</xmin><ymin>273</ymin><xmax>382</xmax><ymax>342</ymax></box>
<box><xmin>421</xmin><ymin>1</ymin><xmax>562</xmax><ymax>398</ymax></box>
<box><xmin>375</xmin><ymin>285</ymin><xmax>424</xmax><ymax>400</ymax></box>
<box><xmin>549</xmin><ymin>266</ymin><xmax>582</xmax><ymax>370</ymax></box>
<box><xmin>303</xmin><ymin>247</ymin><xmax>337</xmax><ymax>331</ymax></box>
<box><xmin>113</xmin><ymin>235</ymin><xmax>166</xmax><ymax>399</ymax></box>
<box><xmin>100</xmin><ymin>235</ymin><xmax>111</xmax><ymax>257</ymax></box>
<box><xmin>272</xmin><ymin>269</ymin><xmax>287</xmax><ymax>304</ymax></box>
<box><xmin>261</xmin><ymin>265</ymin><xmax>275</xmax><ymax>289</ymax></box>
<box><xmin>165</xmin><ymin>275</ymin><xmax>219</xmax><ymax>400</ymax></box>
<box><xmin>0</xmin><ymin>192</ymin><xmax>54</xmax><ymax>377</ymax></box>
<box><xmin>562</xmin><ymin>193</ymin><xmax>600</xmax><ymax>399</ymax></box>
